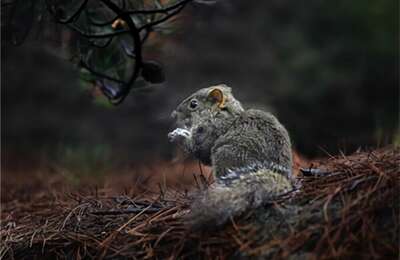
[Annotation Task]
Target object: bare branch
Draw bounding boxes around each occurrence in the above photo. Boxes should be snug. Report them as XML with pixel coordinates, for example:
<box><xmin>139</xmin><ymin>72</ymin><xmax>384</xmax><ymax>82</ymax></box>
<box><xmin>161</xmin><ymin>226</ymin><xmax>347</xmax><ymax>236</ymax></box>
<box><xmin>6</xmin><ymin>0</ymin><xmax>201</xmax><ymax>104</ymax></box>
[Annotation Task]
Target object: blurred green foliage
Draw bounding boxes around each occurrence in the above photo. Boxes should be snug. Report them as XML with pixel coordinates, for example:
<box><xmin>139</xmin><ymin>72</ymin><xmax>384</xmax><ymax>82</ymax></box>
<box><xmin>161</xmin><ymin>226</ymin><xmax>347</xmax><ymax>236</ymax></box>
<box><xmin>171</xmin><ymin>0</ymin><xmax>398</xmax><ymax>155</ymax></box>
<box><xmin>2</xmin><ymin>0</ymin><xmax>398</xmax><ymax>169</ymax></box>
<box><xmin>272</xmin><ymin>0</ymin><xmax>398</xmax><ymax>154</ymax></box>
<box><xmin>55</xmin><ymin>144</ymin><xmax>112</xmax><ymax>182</ymax></box>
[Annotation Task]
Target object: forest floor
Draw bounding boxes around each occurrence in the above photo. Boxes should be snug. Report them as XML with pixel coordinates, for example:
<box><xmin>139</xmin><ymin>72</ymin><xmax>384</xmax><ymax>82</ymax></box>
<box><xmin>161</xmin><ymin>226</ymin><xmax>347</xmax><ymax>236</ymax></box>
<box><xmin>1</xmin><ymin>146</ymin><xmax>399</xmax><ymax>259</ymax></box>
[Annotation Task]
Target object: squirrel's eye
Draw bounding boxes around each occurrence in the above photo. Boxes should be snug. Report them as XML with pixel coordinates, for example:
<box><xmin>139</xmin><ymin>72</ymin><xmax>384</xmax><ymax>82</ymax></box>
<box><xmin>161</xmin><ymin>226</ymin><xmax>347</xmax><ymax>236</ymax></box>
<box><xmin>189</xmin><ymin>99</ymin><xmax>198</xmax><ymax>109</ymax></box>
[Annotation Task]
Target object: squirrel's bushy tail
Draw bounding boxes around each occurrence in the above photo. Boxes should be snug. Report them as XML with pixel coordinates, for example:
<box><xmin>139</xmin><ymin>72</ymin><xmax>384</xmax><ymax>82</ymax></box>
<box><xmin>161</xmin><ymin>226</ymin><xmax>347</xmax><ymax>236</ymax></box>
<box><xmin>188</xmin><ymin>170</ymin><xmax>292</xmax><ymax>230</ymax></box>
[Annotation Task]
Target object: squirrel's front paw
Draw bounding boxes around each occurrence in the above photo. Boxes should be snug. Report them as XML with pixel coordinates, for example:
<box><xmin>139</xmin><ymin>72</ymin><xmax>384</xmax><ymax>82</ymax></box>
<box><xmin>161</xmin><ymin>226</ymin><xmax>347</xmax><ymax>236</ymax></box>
<box><xmin>168</xmin><ymin>128</ymin><xmax>192</xmax><ymax>142</ymax></box>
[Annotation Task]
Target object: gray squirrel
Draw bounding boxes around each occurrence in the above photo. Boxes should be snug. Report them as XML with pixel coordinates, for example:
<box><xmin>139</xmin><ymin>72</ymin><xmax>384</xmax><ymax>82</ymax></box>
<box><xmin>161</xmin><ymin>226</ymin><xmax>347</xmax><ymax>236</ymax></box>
<box><xmin>168</xmin><ymin>84</ymin><xmax>293</xmax><ymax>228</ymax></box>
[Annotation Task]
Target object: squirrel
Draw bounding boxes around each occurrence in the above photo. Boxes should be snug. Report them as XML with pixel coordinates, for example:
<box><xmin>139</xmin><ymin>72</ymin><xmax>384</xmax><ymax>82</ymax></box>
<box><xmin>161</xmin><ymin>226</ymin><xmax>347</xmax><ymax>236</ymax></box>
<box><xmin>168</xmin><ymin>84</ymin><xmax>293</xmax><ymax>228</ymax></box>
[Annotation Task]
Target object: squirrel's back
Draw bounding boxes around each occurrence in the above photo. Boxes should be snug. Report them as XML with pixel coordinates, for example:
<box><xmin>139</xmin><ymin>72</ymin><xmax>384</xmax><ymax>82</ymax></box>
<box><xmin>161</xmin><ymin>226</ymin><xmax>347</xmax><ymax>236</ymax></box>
<box><xmin>211</xmin><ymin>108</ymin><xmax>292</xmax><ymax>180</ymax></box>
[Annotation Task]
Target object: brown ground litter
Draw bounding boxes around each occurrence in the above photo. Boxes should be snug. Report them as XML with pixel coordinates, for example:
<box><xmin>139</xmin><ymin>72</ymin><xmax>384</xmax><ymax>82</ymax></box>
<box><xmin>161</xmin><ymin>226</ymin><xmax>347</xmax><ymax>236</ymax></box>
<box><xmin>1</xmin><ymin>146</ymin><xmax>399</xmax><ymax>259</ymax></box>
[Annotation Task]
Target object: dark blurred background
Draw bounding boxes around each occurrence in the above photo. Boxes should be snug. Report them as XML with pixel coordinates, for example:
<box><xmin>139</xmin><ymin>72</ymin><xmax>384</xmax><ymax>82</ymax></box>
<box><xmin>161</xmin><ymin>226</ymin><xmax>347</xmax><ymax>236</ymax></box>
<box><xmin>2</xmin><ymin>0</ymin><xmax>398</xmax><ymax>172</ymax></box>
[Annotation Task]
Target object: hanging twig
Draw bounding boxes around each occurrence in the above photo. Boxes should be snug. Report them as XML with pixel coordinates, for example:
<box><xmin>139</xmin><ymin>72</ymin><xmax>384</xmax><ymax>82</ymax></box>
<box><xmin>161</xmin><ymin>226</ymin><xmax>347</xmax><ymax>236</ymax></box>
<box><xmin>3</xmin><ymin>0</ymin><xmax>197</xmax><ymax>104</ymax></box>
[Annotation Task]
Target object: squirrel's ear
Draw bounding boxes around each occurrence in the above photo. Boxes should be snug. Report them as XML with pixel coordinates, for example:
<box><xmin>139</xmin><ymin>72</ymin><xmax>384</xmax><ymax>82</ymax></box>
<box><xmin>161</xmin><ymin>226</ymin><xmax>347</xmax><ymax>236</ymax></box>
<box><xmin>208</xmin><ymin>88</ymin><xmax>226</xmax><ymax>108</ymax></box>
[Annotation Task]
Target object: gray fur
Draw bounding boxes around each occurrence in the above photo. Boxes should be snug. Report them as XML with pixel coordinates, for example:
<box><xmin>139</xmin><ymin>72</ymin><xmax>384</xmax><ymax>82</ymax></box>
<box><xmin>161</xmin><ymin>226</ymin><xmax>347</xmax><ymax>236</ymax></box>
<box><xmin>169</xmin><ymin>84</ymin><xmax>293</xmax><ymax>228</ymax></box>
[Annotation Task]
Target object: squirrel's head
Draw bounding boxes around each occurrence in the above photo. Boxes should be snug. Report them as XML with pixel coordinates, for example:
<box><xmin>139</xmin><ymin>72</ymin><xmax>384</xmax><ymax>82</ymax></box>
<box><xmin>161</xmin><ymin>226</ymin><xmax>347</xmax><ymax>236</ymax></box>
<box><xmin>171</xmin><ymin>84</ymin><xmax>244</xmax><ymax>128</ymax></box>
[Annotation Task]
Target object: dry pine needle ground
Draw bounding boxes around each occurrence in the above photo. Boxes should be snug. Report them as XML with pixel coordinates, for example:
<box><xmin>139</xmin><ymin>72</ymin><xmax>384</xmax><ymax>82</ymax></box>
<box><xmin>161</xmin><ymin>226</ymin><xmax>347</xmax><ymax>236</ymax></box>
<box><xmin>1</xmin><ymin>146</ymin><xmax>399</xmax><ymax>259</ymax></box>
